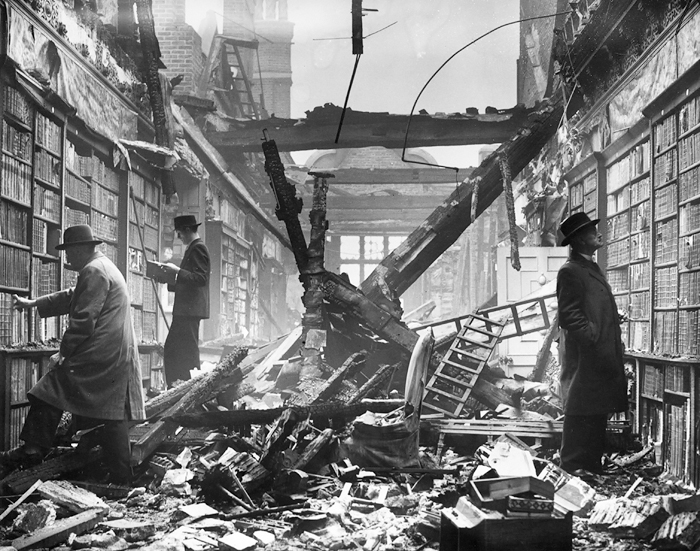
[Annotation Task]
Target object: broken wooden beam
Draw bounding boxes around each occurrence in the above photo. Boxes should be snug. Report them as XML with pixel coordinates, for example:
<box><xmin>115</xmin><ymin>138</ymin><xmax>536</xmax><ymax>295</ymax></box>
<box><xmin>347</xmin><ymin>362</ymin><xmax>400</xmax><ymax>404</ymax></box>
<box><xmin>310</xmin><ymin>351</ymin><xmax>367</xmax><ymax>404</ymax></box>
<box><xmin>131</xmin><ymin>347</ymin><xmax>248</xmax><ymax>465</ymax></box>
<box><xmin>359</xmin><ymin>97</ymin><xmax>565</xmax><ymax>306</ymax></box>
<box><xmin>292</xmin><ymin>428</ymin><xmax>335</xmax><ymax>471</ymax></box>
<box><xmin>12</xmin><ymin>508</ymin><xmax>105</xmax><ymax>550</ymax></box>
<box><xmin>0</xmin><ymin>449</ymin><xmax>101</xmax><ymax>495</ymax></box>
<box><xmin>168</xmin><ymin>398</ymin><xmax>404</xmax><ymax>428</ymax></box>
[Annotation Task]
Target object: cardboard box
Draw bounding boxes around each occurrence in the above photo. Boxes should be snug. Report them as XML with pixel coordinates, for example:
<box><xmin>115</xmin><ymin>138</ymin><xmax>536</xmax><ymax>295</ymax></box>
<box><xmin>440</xmin><ymin>502</ymin><xmax>572</xmax><ymax>551</ymax></box>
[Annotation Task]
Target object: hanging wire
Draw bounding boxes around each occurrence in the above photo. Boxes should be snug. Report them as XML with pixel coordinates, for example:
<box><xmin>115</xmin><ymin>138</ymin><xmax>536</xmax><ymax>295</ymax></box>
<box><xmin>335</xmin><ymin>53</ymin><xmax>362</xmax><ymax>143</ymax></box>
<box><xmin>401</xmin><ymin>9</ymin><xmax>572</xmax><ymax>171</ymax></box>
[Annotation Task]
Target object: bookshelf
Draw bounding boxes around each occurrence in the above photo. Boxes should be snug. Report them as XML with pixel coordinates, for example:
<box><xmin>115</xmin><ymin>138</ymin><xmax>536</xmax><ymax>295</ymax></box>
<box><xmin>605</xmin><ymin>140</ymin><xmax>652</xmax><ymax>352</ymax></box>
<box><xmin>0</xmin><ymin>348</ymin><xmax>57</xmax><ymax>450</ymax></box>
<box><xmin>629</xmin><ymin>353</ymin><xmax>697</xmax><ymax>484</ymax></box>
<box><xmin>205</xmin><ymin>219</ymin><xmax>251</xmax><ymax>340</ymax></box>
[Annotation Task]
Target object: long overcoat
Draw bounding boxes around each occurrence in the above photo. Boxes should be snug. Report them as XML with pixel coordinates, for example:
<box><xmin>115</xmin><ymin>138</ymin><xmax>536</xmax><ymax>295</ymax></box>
<box><xmin>169</xmin><ymin>238</ymin><xmax>210</xmax><ymax>319</ymax></box>
<box><xmin>556</xmin><ymin>252</ymin><xmax>628</xmax><ymax>415</ymax></box>
<box><xmin>29</xmin><ymin>252</ymin><xmax>146</xmax><ymax>421</ymax></box>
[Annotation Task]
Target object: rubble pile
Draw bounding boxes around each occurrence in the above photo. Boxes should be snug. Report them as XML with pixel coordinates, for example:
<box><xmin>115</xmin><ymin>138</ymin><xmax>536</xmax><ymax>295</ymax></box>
<box><xmin>0</xmin><ymin>341</ymin><xmax>697</xmax><ymax>551</ymax></box>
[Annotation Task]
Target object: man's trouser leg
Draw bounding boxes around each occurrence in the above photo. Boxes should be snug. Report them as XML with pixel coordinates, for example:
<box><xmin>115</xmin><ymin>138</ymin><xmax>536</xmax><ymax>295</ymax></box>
<box><xmin>164</xmin><ymin>316</ymin><xmax>201</xmax><ymax>386</ymax></box>
<box><xmin>19</xmin><ymin>396</ymin><xmax>63</xmax><ymax>450</ymax></box>
<box><xmin>75</xmin><ymin>416</ymin><xmax>132</xmax><ymax>484</ymax></box>
<box><xmin>560</xmin><ymin>413</ymin><xmax>607</xmax><ymax>473</ymax></box>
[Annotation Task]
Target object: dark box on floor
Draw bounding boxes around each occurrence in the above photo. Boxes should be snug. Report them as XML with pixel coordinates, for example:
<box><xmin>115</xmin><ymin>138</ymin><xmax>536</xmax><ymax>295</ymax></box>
<box><xmin>440</xmin><ymin>498</ymin><xmax>572</xmax><ymax>551</ymax></box>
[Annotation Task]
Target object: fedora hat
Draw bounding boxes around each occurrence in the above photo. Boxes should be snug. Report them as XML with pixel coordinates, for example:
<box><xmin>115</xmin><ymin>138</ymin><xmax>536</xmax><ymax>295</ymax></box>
<box><xmin>55</xmin><ymin>225</ymin><xmax>103</xmax><ymax>250</ymax></box>
<box><xmin>560</xmin><ymin>212</ymin><xmax>600</xmax><ymax>246</ymax></box>
<box><xmin>174</xmin><ymin>215</ymin><xmax>201</xmax><ymax>230</ymax></box>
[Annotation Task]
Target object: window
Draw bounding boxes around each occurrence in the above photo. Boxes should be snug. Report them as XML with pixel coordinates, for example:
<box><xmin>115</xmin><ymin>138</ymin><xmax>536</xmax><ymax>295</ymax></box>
<box><xmin>338</xmin><ymin>235</ymin><xmax>405</xmax><ymax>286</ymax></box>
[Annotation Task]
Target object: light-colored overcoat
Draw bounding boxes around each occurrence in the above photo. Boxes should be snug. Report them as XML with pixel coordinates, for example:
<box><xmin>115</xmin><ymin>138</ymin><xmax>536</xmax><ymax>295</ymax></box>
<box><xmin>557</xmin><ymin>252</ymin><xmax>628</xmax><ymax>416</ymax></box>
<box><xmin>29</xmin><ymin>252</ymin><xmax>146</xmax><ymax>421</ymax></box>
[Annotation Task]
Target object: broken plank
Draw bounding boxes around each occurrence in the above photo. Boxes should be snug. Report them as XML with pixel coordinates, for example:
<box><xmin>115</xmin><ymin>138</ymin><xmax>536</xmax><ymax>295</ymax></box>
<box><xmin>168</xmin><ymin>399</ymin><xmax>405</xmax><ymax>428</ymax></box>
<box><xmin>310</xmin><ymin>351</ymin><xmax>367</xmax><ymax>404</ymax></box>
<box><xmin>292</xmin><ymin>428</ymin><xmax>335</xmax><ymax>471</ymax></box>
<box><xmin>0</xmin><ymin>479</ymin><xmax>43</xmax><ymax>523</ymax></box>
<box><xmin>38</xmin><ymin>480</ymin><xmax>109</xmax><ymax>514</ymax></box>
<box><xmin>347</xmin><ymin>362</ymin><xmax>401</xmax><ymax>404</ymax></box>
<box><xmin>12</xmin><ymin>508</ymin><xmax>105</xmax><ymax>550</ymax></box>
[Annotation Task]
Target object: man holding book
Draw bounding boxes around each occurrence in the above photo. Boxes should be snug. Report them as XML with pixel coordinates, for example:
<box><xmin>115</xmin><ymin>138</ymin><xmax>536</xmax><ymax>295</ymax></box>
<box><xmin>158</xmin><ymin>215</ymin><xmax>211</xmax><ymax>386</ymax></box>
<box><xmin>1</xmin><ymin>225</ymin><xmax>145</xmax><ymax>484</ymax></box>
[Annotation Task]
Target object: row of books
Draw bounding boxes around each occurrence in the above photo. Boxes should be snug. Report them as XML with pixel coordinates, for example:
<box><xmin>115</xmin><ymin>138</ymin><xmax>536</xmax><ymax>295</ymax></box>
<box><xmin>0</xmin><ymin>245</ymin><xmax>30</xmax><ymax>289</ymax></box>
<box><xmin>92</xmin><ymin>211</ymin><xmax>119</xmax><ymax>242</ymax></box>
<box><xmin>65</xmin><ymin>171</ymin><xmax>91</xmax><ymax>204</ymax></box>
<box><xmin>679</xmin><ymin>271</ymin><xmax>700</xmax><ymax>306</ymax></box>
<box><xmin>31</xmin><ymin>259</ymin><xmax>59</xmax><ymax>298</ymax></box>
<box><xmin>34</xmin><ymin>148</ymin><xmax>61</xmax><ymax>187</ymax></box>
<box><xmin>629</xmin><ymin>290</ymin><xmax>650</xmax><ymax>319</ymax></box>
<box><xmin>680</xmin><ymin>235</ymin><xmax>700</xmax><ymax>269</ymax></box>
<box><xmin>679</xmin><ymin>310</ymin><xmax>700</xmax><ymax>356</ymax></box>
<box><xmin>65</xmin><ymin>207</ymin><xmax>89</xmax><ymax>227</ymax></box>
<box><xmin>631</xmin><ymin>230</ymin><xmax>651</xmax><ymax>262</ymax></box>
<box><xmin>654</xmin><ymin>182</ymin><xmax>678</xmax><ymax>220</ymax></box>
<box><xmin>9</xmin><ymin>356</ymin><xmax>42</xmax><ymax>404</ymax></box>
<box><xmin>3</xmin><ymin>87</ymin><xmax>32</xmax><ymax>126</ymax></box>
<box><xmin>607</xmin><ymin>267</ymin><xmax>628</xmax><ymax>293</ymax></box>
<box><xmin>131</xmin><ymin>307</ymin><xmax>158</xmax><ymax>342</ymax></box>
<box><xmin>569</xmin><ymin>181</ymin><xmax>584</xmax><ymax>208</ymax></box>
<box><xmin>32</xmin><ymin>219</ymin><xmax>47</xmax><ymax>254</ymax></box>
<box><xmin>679</xmin><ymin>166</ymin><xmax>700</xmax><ymax>201</ymax></box>
<box><xmin>679</xmin><ymin>131</ymin><xmax>700</xmax><ymax>172</ymax></box>
<box><xmin>129</xmin><ymin>272</ymin><xmax>144</xmax><ymax>305</ymax></box>
<box><xmin>92</xmin><ymin>184</ymin><xmax>119</xmax><ymax>217</ymax></box>
<box><xmin>608</xmin><ymin>237</ymin><xmax>631</xmax><ymax>268</ymax></box>
<box><xmin>607</xmin><ymin>211</ymin><xmax>629</xmax><ymax>241</ymax></box>
<box><xmin>99</xmin><ymin>242</ymin><xmax>119</xmax><ymax>265</ymax></box>
<box><xmin>654</xmin><ymin>115</ymin><xmax>677</xmax><ymax>154</ymax></box>
<box><xmin>34</xmin><ymin>186</ymin><xmax>60</xmax><ymax>224</ymax></box>
<box><xmin>665</xmin><ymin>402</ymin><xmax>688</xmax><ymax>479</ymax></box>
<box><xmin>1</xmin><ymin>153</ymin><xmax>32</xmax><ymax>205</ymax></box>
<box><xmin>35</xmin><ymin>113</ymin><xmax>61</xmax><ymax>156</ymax></box>
<box><xmin>0</xmin><ymin>293</ymin><xmax>28</xmax><ymax>345</ymax></box>
<box><xmin>654</xmin><ymin>310</ymin><xmax>678</xmax><ymax>355</ymax></box>
<box><xmin>32</xmin><ymin>313</ymin><xmax>59</xmax><ymax>342</ymax></box>
<box><xmin>607</xmin><ymin>186</ymin><xmax>630</xmax><ymax>216</ymax></box>
<box><xmin>0</xmin><ymin>200</ymin><xmax>29</xmax><ymax>246</ymax></box>
<box><xmin>8</xmin><ymin>406</ymin><xmax>29</xmax><ymax>449</ymax></box>
<box><xmin>679</xmin><ymin>95</ymin><xmax>700</xmax><ymax>135</ymax></box>
<box><xmin>654</xmin><ymin>149</ymin><xmax>678</xmax><ymax>189</ymax></box>
<box><xmin>630</xmin><ymin>176</ymin><xmax>651</xmax><ymax>204</ymax></box>
<box><xmin>607</xmin><ymin>141</ymin><xmax>651</xmax><ymax>192</ymax></box>
<box><xmin>679</xmin><ymin>202</ymin><xmax>700</xmax><ymax>235</ymax></box>
<box><xmin>654</xmin><ymin>218</ymin><xmax>678</xmax><ymax>264</ymax></box>
<box><xmin>631</xmin><ymin>261</ymin><xmax>651</xmax><ymax>290</ymax></box>
<box><xmin>2</xmin><ymin>120</ymin><xmax>32</xmax><ymax>162</ymax></box>
<box><xmin>629</xmin><ymin>320</ymin><xmax>650</xmax><ymax>351</ymax></box>
<box><xmin>654</xmin><ymin>266</ymin><xmax>678</xmax><ymax>308</ymax></box>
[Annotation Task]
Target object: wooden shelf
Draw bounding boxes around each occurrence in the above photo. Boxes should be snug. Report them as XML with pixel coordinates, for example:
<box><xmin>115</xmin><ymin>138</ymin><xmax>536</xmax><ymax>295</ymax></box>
<box><xmin>679</xmin><ymin>121</ymin><xmax>700</xmax><ymax>141</ymax></box>
<box><xmin>34</xmin><ymin>175</ymin><xmax>61</xmax><ymax>191</ymax></box>
<box><xmin>34</xmin><ymin>142</ymin><xmax>61</xmax><ymax>158</ymax></box>
<box><xmin>654</xmin><ymin>211</ymin><xmax>677</xmax><ymax>223</ymax></box>
<box><xmin>66</xmin><ymin>166</ymin><xmax>90</xmax><ymax>184</ymax></box>
<box><xmin>65</xmin><ymin>194</ymin><xmax>90</xmax><ymax>209</ymax></box>
<box><xmin>653</xmin><ymin>176</ymin><xmax>678</xmax><ymax>191</ymax></box>
<box><xmin>3</xmin><ymin>112</ymin><xmax>32</xmax><ymax>133</ymax></box>
<box><xmin>0</xmin><ymin>239</ymin><xmax>30</xmax><ymax>251</ymax></box>
<box><xmin>664</xmin><ymin>389</ymin><xmax>690</xmax><ymax>399</ymax></box>
<box><xmin>654</xmin><ymin>143</ymin><xmax>677</xmax><ymax>158</ymax></box>
<box><xmin>655</xmin><ymin>260</ymin><xmax>678</xmax><ymax>268</ymax></box>
<box><xmin>1</xmin><ymin>149</ymin><xmax>32</xmax><ymax>166</ymax></box>
<box><xmin>33</xmin><ymin>252</ymin><xmax>59</xmax><ymax>261</ymax></box>
<box><xmin>640</xmin><ymin>393</ymin><xmax>663</xmax><ymax>403</ymax></box>
<box><xmin>33</xmin><ymin>213</ymin><xmax>60</xmax><ymax>225</ymax></box>
<box><xmin>0</xmin><ymin>194</ymin><xmax>31</xmax><ymax>209</ymax></box>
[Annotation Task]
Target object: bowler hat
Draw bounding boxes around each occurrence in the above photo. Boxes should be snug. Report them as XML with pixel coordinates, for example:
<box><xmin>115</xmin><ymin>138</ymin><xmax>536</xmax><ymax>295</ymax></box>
<box><xmin>174</xmin><ymin>215</ymin><xmax>201</xmax><ymax>230</ymax></box>
<box><xmin>560</xmin><ymin>212</ymin><xmax>600</xmax><ymax>246</ymax></box>
<box><xmin>55</xmin><ymin>225</ymin><xmax>103</xmax><ymax>250</ymax></box>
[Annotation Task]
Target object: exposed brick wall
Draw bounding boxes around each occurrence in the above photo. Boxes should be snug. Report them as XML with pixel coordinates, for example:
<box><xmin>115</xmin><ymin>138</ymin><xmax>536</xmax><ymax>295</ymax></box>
<box><xmin>254</xmin><ymin>19</ymin><xmax>293</xmax><ymax>118</ymax></box>
<box><xmin>152</xmin><ymin>0</ymin><xmax>203</xmax><ymax>96</ymax></box>
<box><xmin>223</xmin><ymin>0</ymin><xmax>256</xmax><ymax>40</ymax></box>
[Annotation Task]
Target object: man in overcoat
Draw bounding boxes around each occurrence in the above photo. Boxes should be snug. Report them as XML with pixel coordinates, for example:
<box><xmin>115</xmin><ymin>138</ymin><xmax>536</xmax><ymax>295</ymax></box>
<box><xmin>557</xmin><ymin>212</ymin><xmax>628</xmax><ymax>476</ymax></box>
<box><xmin>2</xmin><ymin>225</ymin><xmax>145</xmax><ymax>483</ymax></box>
<box><xmin>161</xmin><ymin>215</ymin><xmax>210</xmax><ymax>386</ymax></box>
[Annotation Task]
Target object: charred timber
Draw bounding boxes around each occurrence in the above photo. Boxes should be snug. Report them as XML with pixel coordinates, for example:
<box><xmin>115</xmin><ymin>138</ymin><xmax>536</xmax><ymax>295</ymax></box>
<box><xmin>167</xmin><ymin>398</ymin><xmax>405</xmax><ymax>428</ymax></box>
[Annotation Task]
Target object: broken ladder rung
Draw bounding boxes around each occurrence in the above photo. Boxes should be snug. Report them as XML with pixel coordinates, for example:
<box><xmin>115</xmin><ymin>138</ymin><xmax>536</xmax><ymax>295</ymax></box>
<box><xmin>452</xmin><ymin>333</ymin><xmax>499</xmax><ymax>348</ymax></box>
<box><xmin>424</xmin><ymin>384</ymin><xmax>472</xmax><ymax>402</ymax></box>
<box><xmin>427</xmin><ymin>371</ymin><xmax>477</xmax><ymax>389</ymax></box>
<box><xmin>437</xmin><ymin>355</ymin><xmax>485</xmax><ymax>374</ymax></box>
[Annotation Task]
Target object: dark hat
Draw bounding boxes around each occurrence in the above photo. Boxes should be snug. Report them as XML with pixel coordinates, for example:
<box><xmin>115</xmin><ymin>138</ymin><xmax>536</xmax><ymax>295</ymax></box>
<box><xmin>174</xmin><ymin>215</ymin><xmax>201</xmax><ymax>230</ymax></box>
<box><xmin>560</xmin><ymin>212</ymin><xmax>600</xmax><ymax>246</ymax></box>
<box><xmin>55</xmin><ymin>225</ymin><xmax>103</xmax><ymax>250</ymax></box>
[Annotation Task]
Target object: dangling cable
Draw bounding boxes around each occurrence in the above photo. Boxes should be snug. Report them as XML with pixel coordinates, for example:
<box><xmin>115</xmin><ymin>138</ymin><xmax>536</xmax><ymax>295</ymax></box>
<box><xmin>335</xmin><ymin>53</ymin><xmax>362</xmax><ymax>144</ymax></box>
<box><xmin>401</xmin><ymin>10</ymin><xmax>571</xmax><ymax>170</ymax></box>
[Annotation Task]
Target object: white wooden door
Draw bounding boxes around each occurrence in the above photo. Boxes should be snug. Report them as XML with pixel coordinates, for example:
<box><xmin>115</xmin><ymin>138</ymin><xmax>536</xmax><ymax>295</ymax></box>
<box><xmin>495</xmin><ymin>247</ymin><xmax>568</xmax><ymax>378</ymax></box>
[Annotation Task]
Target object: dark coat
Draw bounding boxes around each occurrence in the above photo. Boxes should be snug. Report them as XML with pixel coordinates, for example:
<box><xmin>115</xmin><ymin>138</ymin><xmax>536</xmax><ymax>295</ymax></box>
<box><xmin>556</xmin><ymin>252</ymin><xmax>628</xmax><ymax>416</ymax></box>
<box><xmin>169</xmin><ymin>238</ymin><xmax>210</xmax><ymax>319</ymax></box>
<box><xmin>29</xmin><ymin>252</ymin><xmax>146</xmax><ymax>421</ymax></box>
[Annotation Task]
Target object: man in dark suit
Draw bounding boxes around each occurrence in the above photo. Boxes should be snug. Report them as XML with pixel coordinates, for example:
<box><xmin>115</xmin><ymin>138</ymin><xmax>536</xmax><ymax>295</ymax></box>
<box><xmin>556</xmin><ymin>212</ymin><xmax>628</xmax><ymax>477</ymax></box>
<box><xmin>161</xmin><ymin>215</ymin><xmax>211</xmax><ymax>386</ymax></box>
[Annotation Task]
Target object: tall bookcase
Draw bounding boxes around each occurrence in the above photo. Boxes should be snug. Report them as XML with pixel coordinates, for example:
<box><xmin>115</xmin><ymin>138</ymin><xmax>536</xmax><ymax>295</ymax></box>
<box><xmin>205</xmin><ymin>219</ymin><xmax>252</xmax><ymax>340</ymax></box>
<box><xmin>605</xmin><ymin>137</ymin><xmax>652</xmax><ymax>352</ymax></box>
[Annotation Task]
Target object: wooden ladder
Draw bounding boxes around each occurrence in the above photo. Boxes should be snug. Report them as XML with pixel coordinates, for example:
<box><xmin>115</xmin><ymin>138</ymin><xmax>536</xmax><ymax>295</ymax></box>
<box><xmin>422</xmin><ymin>313</ymin><xmax>505</xmax><ymax>418</ymax></box>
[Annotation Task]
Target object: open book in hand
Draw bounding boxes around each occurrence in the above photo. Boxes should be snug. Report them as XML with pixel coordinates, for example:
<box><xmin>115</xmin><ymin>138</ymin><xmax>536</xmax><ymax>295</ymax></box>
<box><xmin>146</xmin><ymin>260</ymin><xmax>176</xmax><ymax>285</ymax></box>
